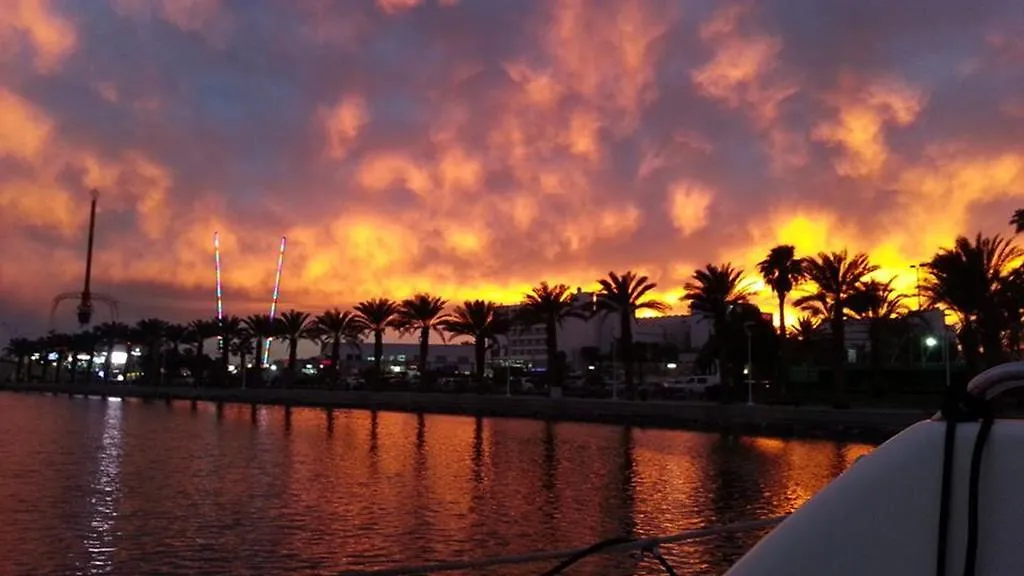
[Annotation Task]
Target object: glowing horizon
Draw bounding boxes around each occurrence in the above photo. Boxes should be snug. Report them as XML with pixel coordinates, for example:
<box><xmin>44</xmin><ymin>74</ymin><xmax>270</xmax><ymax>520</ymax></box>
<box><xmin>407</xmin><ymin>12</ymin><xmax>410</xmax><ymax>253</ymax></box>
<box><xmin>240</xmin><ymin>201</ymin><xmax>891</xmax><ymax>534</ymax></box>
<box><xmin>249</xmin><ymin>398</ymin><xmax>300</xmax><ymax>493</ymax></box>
<box><xmin>1</xmin><ymin>0</ymin><xmax>1022</xmax><ymax>336</ymax></box>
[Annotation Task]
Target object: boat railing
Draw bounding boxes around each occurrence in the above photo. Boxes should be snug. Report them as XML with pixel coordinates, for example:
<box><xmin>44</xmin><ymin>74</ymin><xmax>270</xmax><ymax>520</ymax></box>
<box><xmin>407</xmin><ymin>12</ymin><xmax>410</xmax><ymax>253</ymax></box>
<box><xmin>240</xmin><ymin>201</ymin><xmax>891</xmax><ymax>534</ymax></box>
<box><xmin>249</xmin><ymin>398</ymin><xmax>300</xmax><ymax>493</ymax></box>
<box><xmin>337</xmin><ymin>515</ymin><xmax>788</xmax><ymax>576</ymax></box>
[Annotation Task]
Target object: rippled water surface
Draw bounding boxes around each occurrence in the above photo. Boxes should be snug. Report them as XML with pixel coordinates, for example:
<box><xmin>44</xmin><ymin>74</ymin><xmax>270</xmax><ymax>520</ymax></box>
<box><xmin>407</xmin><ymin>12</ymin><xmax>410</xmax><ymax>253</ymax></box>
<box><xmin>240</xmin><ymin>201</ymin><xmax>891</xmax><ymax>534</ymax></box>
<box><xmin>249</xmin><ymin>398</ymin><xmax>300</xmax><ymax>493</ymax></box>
<box><xmin>0</xmin><ymin>392</ymin><xmax>876</xmax><ymax>575</ymax></box>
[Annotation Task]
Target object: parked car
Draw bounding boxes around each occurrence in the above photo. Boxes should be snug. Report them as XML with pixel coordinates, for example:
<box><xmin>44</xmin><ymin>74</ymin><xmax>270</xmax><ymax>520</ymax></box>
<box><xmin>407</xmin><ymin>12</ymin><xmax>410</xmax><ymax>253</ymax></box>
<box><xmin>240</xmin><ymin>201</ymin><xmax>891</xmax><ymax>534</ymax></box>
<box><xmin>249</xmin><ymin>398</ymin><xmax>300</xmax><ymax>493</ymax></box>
<box><xmin>661</xmin><ymin>375</ymin><xmax>720</xmax><ymax>400</ymax></box>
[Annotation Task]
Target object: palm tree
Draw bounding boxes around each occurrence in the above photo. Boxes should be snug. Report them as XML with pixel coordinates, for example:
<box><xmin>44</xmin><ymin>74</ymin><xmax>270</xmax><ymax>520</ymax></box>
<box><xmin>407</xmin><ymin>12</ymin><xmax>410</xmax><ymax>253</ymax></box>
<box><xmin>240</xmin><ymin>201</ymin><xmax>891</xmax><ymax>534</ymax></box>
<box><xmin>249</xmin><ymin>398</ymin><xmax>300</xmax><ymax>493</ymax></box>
<box><xmin>314</xmin><ymin>309</ymin><xmax>365</xmax><ymax>387</ymax></box>
<box><xmin>216</xmin><ymin>316</ymin><xmax>243</xmax><ymax>371</ymax></box>
<box><xmin>275</xmin><ymin>310</ymin><xmax>314</xmax><ymax>374</ymax></box>
<box><xmin>68</xmin><ymin>330</ymin><xmax>100</xmax><ymax>384</ymax></box>
<box><xmin>3</xmin><ymin>337</ymin><xmax>34</xmax><ymax>382</ymax></box>
<box><xmin>354</xmin><ymin>298</ymin><xmax>400</xmax><ymax>378</ymax></box>
<box><xmin>441</xmin><ymin>300</ymin><xmax>510</xmax><ymax>381</ymax></box>
<box><xmin>793</xmin><ymin>316</ymin><xmax>819</xmax><ymax>342</ymax></box>
<box><xmin>396</xmin><ymin>294</ymin><xmax>452</xmax><ymax>379</ymax></box>
<box><xmin>757</xmin><ymin>245</ymin><xmax>805</xmax><ymax>339</ymax></box>
<box><xmin>517</xmin><ymin>282</ymin><xmax>587</xmax><ymax>387</ymax></box>
<box><xmin>794</xmin><ymin>251</ymin><xmax>878</xmax><ymax>408</ymax></box>
<box><xmin>1011</xmin><ymin>209</ymin><xmax>1024</xmax><ymax>234</ymax></box>
<box><xmin>94</xmin><ymin>321</ymin><xmax>129</xmax><ymax>383</ymax></box>
<box><xmin>187</xmin><ymin>319</ymin><xmax>219</xmax><ymax>360</ymax></box>
<box><xmin>924</xmin><ymin>233</ymin><xmax>1024</xmax><ymax>374</ymax></box>
<box><xmin>186</xmin><ymin>319</ymin><xmax>219</xmax><ymax>385</ymax></box>
<box><xmin>595</xmin><ymin>271</ymin><xmax>668</xmax><ymax>400</ymax></box>
<box><xmin>45</xmin><ymin>331</ymin><xmax>72</xmax><ymax>383</ymax></box>
<box><xmin>243</xmin><ymin>314</ymin><xmax>276</xmax><ymax>369</ymax></box>
<box><xmin>134</xmin><ymin>318</ymin><xmax>170</xmax><ymax>385</ymax></box>
<box><xmin>683</xmin><ymin>263</ymin><xmax>752</xmax><ymax>395</ymax></box>
<box><xmin>848</xmin><ymin>278</ymin><xmax>908</xmax><ymax>395</ymax></box>
<box><xmin>230</xmin><ymin>329</ymin><xmax>255</xmax><ymax>388</ymax></box>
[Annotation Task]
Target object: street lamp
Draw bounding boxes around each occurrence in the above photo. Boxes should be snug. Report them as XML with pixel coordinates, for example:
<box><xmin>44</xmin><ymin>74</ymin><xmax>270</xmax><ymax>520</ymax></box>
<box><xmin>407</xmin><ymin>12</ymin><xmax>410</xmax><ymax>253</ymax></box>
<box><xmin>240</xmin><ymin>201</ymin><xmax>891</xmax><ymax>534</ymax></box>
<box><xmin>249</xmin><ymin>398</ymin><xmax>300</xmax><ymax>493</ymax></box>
<box><xmin>924</xmin><ymin>334</ymin><xmax>951</xmax><ymax>388</ymax></box>
<box><xmin>744</xmin><ymin>321</ymin><xmax>755</xmax><ymax>406</ymax></box>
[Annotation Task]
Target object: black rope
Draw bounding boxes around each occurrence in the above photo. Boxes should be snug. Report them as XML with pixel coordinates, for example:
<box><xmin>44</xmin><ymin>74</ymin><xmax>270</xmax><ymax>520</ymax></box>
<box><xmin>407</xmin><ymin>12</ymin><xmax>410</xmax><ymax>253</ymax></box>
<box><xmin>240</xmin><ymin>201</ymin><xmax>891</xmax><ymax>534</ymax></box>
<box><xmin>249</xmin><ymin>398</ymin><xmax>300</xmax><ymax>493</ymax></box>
<box><xmin>537</xmin><ymin>536</ymin><xmax>635</xmax><ymax>576</ymax></box>
<box><xmin>935</xmin><ymin>410</ymin><xmax>957</xmax><ymax>576</ymax></box>
<box><xmin>935</xmin><ymin>389</ymin><xmax>994</xmax><ymax>576</ymax></box>
<box><xmin>645</xmin><ymin>545</ymin><xmax>680</xmax><ymax>576</ymax></box>
<box><xmin>963</xmin><ymin>407</ymin><xmax>994</xmax><ymax>576</ymax></box>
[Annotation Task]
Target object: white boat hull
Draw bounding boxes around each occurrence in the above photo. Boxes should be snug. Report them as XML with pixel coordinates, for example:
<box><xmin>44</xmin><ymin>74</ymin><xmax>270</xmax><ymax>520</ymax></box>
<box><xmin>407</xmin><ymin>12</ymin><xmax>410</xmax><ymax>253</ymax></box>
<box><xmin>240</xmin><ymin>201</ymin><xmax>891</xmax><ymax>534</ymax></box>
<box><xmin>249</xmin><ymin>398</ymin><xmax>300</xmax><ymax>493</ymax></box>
<box><xmin>727</xmin><ymin>419</ymin><xmax>1024</xmax><ymax>575</ymax></box>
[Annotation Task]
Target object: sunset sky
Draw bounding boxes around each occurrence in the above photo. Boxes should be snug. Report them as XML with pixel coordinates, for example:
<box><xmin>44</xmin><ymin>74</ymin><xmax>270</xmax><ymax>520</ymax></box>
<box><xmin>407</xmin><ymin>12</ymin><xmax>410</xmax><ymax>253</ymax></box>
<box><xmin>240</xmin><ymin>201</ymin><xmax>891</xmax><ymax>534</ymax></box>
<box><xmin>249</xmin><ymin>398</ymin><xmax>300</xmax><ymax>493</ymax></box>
<box><xmin>2</xmin><ymin>0</ymin><xmax>1023</xmax><ymax>337</ymax></box>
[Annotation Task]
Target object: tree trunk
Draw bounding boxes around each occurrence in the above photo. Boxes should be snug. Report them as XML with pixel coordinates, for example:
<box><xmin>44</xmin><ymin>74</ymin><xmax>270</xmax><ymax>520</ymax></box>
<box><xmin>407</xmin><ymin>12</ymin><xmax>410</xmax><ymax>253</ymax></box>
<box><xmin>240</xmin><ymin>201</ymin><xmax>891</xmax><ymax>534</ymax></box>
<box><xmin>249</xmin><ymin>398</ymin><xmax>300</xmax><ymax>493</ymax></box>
<box><xmin>959</xmin><ymin>322</ymin><xmax>982</xmax><ymax>379</ymax></box>
<box><xmin>240</xmin><ymin>349</ymin><xmax>248</xmax><ymax>389</ymax></box>
<box><xmin>832</xmin><ymin>313</ymin><xmax>848</xmax><ymax>408</ymax></box>
<box><xmin>103</xmin><ymin>343</ymin><xmax>113</xmax><ymax>383</ymax></box>
<box><xmin>196</xmin><ymin>340</ymin><xmax>206</xmax><ymax>384</ymax></box>
<box><xmin>220</xmin><ymin>342</ymin><xmax>230</xmax><ymax>373</ymax></box>
<box><xmin>330</xmin><ymin>337</ymin><xmax>341</xmax><ymax>389</ymax></box>
<box><xmin>374</xmin><ymin>330</ymin><xmax>384</xmax><ymax>378</ymax></box>
<box><xmin>15</xmin><ymin>357</ymin><xmax>25</xmax><ymax>382</ymax></box>
<box><xmin>545</xmin><ymin>318</ymin><xmax>559</xmax><ymax>387</ymax></box>
<box><xmin>869</xmin><ymin>321</ymin><xmax>882</xmax><ymax>397</ymax></box>
<box><xmin>777</xmin><ymin>293</ymin><xmax>789</xmax><ymax>397</ymax></box>
<box><xmin>715</xmin><ymin>317</ymin><xmax>729</xmax><ymax>402</ymax></box>
<box><xmin>621</xmin><ymin>310</ymin><xmax>636</xmax><ymax>401</ymax></box>
<box><xmin>288</xmin><ymin>338</ymin><xmax>298</xmax><ymax>373</ymax></box>
<box><xmin>419</xmin><ymin>327</ymin><xmax>429</xmax><ymax>379</ymax></box>
<box><xmin>474</xmin><ymin>337</ymin><xmax>486</xmax><ymax>382</ymax></box>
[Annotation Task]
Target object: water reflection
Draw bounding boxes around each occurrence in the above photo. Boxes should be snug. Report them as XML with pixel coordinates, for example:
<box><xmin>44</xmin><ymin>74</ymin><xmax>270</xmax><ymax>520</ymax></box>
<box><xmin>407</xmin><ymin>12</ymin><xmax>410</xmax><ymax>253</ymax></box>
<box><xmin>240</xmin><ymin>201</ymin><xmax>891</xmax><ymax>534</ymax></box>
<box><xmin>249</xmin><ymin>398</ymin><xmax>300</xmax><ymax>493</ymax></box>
<box><xmin>0</xmin><ymin>393</ymin><xmax>877</xmax><ymax>575</ymax></box>
<box><xmin>83</xmin><ymin>398</ymin><xmax>123</xmax><ymax>574</ymax></box>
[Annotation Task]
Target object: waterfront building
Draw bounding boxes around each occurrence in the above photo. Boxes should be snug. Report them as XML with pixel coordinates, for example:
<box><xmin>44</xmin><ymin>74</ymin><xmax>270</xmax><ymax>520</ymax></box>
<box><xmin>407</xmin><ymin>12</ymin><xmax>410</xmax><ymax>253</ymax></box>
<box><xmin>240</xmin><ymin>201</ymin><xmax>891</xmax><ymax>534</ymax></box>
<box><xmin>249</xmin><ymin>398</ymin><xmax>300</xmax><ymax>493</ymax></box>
<box><xmin>318</xmin><ymin>342</ymin><xmax>476</xmax><ymax>374</ymax></box>
<box><xmin>492</xmin><ymin>288</ymin><xmax>713</xmax><ymax>373</ymax></box>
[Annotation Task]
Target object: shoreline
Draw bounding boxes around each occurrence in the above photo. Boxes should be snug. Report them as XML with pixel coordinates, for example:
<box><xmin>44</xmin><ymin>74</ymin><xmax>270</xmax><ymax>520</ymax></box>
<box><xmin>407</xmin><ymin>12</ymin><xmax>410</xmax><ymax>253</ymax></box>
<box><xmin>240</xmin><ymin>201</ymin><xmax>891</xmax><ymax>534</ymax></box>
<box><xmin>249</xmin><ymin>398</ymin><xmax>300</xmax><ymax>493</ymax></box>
<box><xmin>0</xmin><ymin>382</ymin><xmax>929</xmax><ymax>442</ymax></box>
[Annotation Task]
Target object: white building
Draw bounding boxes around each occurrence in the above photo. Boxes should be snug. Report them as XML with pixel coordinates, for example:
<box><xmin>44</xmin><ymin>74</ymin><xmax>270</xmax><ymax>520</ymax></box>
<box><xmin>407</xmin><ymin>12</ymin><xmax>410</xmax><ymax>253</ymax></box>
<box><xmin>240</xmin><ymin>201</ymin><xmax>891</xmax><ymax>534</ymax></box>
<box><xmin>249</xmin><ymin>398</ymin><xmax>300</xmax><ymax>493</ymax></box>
<box><xmin>494</xmin><ymin>289</ymin><xmax>713</xmax><ymax>372</ymax></box>
<box><xmin>319</xmin><ymin>342</ymin><xmax>476</xmax><ymax>374</ymax></box>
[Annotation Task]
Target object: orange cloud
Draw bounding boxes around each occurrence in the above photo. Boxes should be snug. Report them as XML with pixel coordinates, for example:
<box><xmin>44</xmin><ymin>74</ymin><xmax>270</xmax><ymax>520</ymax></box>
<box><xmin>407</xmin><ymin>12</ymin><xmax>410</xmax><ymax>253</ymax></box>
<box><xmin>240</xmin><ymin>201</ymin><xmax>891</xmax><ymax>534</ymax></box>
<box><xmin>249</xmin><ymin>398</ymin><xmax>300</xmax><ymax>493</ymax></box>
<box><xmin>3</xmin><ymin>0</ymin><xmax>1023</xmax><ymax>335</ymax></box>
<box><xmin>376</xmin><ymin>0</ymin><xmax>423</xmax><ymax>14</ymax></box>
<box><xmin>812</xmin><ymin>76</ymin><xmax>926</xmax><ymax>177</ymax></box>
<box><xmin>667</xmin><ymin>181</ymin><xmax>714</xmax><ymax>236</ymax></box>
<box><xmin>691</xmin><ymin>3</ymin><xmax>804</xmax><ymax>172</ymax></box>
<box><xmin>0</xmin><ymin>0</ymin><xmax>76</xmax><ymax>73</ymax></box>
<box><xmin>322</xmin><ymin>95</ymin><xmax>369</xmax><ymax>159</ymax></box>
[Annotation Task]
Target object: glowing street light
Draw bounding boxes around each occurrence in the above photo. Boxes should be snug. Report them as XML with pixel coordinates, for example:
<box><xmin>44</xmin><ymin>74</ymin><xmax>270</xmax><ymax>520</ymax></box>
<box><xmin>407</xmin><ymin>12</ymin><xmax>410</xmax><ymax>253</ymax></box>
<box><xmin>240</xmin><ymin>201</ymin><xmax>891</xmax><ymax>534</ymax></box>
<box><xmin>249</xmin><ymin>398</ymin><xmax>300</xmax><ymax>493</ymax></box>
<box><xmin>924</xmin><ymin>336</ymin><xmax>938</xmax><ymax>348</ymax></box>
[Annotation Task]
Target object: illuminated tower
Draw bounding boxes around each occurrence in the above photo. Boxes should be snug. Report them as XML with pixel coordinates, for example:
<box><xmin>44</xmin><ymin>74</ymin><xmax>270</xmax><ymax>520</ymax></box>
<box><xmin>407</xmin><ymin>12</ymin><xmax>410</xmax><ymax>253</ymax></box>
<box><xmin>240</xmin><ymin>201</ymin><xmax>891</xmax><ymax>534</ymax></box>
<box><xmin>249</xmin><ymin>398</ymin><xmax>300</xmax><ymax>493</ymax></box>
<box><xmin>263</xmin><ymin>236</ymin><xmax>287</xmax><ymax>366</ymax></box>
<box><xmin>214</xmin><ymin>231</ymin><xmax>224</xmax><ymax>350</ymax></box>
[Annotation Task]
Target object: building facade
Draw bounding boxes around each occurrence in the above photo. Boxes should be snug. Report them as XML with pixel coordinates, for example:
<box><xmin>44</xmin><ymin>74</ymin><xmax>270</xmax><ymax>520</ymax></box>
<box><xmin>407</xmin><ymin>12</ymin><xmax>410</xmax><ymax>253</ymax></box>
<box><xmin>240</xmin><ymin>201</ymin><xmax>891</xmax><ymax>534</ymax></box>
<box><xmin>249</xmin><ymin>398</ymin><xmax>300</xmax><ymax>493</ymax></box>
<box><xmin>493</xmin><ymin>289</ymin><xmax>713</xmax><ymax>372</ymax></box>
<box><xmin>319</xmin><ymin>342</ymin><xmax>476</xmax><ymax>374</ymax></box>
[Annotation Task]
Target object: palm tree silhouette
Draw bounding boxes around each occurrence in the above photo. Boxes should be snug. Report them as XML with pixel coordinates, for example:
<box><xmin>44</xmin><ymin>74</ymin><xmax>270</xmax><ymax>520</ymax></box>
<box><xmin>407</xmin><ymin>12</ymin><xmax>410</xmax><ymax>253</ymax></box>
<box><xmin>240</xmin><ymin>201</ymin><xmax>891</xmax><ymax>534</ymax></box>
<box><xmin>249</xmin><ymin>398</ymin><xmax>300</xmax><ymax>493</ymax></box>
<box><xmin>1010</xmin><ymin>209</ymin><xmax>1024</xmax><ymax>234</ymax></box>
<box><xmin>395</xmin><ymin>294</ymin><xmax>452</xmax><ymax>379</ymax></box>
<box><xmin>134</xmin><ymin>318</ymin><xmax>169</xmax><ymax>385</ymax></box>
<box><xmin>517</xmin><ymin>282</ymin><xmax>587</xmax><ymax>388</ymax></box>
<box><xmin>230</xmin><ymin>328</ymin><xmax>255</xmax><ymax>388</ymax></box>
<box><xmin>314</xmin><ymin>308</ymin><xmax>366</xmax><ymax>387</ymax></box>
<box><xmin>275</xmin><ymin>310</ymin><xmax>314</xmax><ymax>374</ymax></box>
<box><xmin>94</xmin><ymin>321</ymin><xmax>129</xmax><ymax>383</ymax></box>
<box><xmin>441</xmin><ymin>300</ymin><xmax>509</xmax><ymax>382</ymax></box>
<box><xmin>354</xmin><ymin>298</ymin><xmax>401</xmax><ymax>378</ymax></box>
<box><xmin>683</xmin><ymin>263</ymin><xmax>751</xmax><ymax>395</ymax></box>
<box><xmin>757</xmin><ymin>246</ymin><xmax>806</xmax><ymax>396</ymax></box>
<box><xmin>3</xmin><ymin>337</ymin><xmax>34</xmax><ymax>382</ymax></box>
<box><xmin>242</xmin><ymin>314</ymin><xmax>276</xmax><ymax>369</ymax></box>
<box><xmin>757</xmin><ymin>245</ymin><xmax>805</xmax><ymax>339</ymax></box>
<box><xmin>847</xmin><ymin>278</ymin><xmax>908</xmax><ymax>395</ymax></box>
<box><xmin>595</xmin><ymin>271</ymin><xmax>667</xmax><ymax>400</ymax></box>
<box><xmin>924</xmin><ymin>233</ymin><xmax>1023</xmax><ymax>374</ymax></box>
<box><xmin>794</xmin><ymin>251</ymin><xmax>878</xmax><ymax>408</ymax></box>
<box><xmin>187</xmin><ymin>318</ymin><xmax>219</xmax><ymax>377</ymax></box>
<box><xmin>792</xmin><ymin>316</ymin><xmax>819</xmax><ymax>342</ymax></box>
<box><xmin>215</xmin><ymin>316</ymin><xmax>243</xmax><ymax>377</ymax></box>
